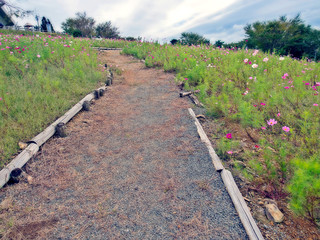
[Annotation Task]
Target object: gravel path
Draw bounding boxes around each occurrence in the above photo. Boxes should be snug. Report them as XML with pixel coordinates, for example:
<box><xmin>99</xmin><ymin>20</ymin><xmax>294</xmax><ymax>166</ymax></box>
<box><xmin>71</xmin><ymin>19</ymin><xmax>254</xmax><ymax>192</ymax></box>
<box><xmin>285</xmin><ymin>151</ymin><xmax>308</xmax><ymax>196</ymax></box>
<box><xmin>0</xmin><ymin>50</ymin><xmax>248</xmax><ymax>239</ymax></box>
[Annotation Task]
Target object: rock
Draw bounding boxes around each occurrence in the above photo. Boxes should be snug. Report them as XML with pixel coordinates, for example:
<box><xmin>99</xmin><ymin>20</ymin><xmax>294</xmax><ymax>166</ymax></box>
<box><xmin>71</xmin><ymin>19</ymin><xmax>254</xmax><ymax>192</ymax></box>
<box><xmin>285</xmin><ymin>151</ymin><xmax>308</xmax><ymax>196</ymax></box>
<box><xmin>0</xmin><ymin>198</ymin><xmax>13</xmax><ymax>210</ymax></box>
<box><xmin>18</xmin><ymin>141</ymin><xmax>27</xmax><ymax>149</ymax></box>
<box><xmin>27</xmin><ymin>175</ymin><xmax>33</xmax><ymax>184</ymax></box>
<box><xmin>265</xmin><ymin>203</ymin><xmax>284</xmax><ymax>223</ymax></box>
<box><xmin>253</xmin><ymin>207</ymin><xmax>269</xmax><ymax>225</ymax></box>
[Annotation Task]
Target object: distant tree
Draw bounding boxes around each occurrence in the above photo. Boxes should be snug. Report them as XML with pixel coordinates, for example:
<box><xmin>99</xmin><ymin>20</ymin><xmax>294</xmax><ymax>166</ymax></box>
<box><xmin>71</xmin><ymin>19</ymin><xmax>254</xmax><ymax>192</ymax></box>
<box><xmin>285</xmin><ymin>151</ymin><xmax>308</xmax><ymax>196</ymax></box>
<box><xmin>170</xmin><ymin>39</ymin><xmax>180</xmax><ymax>45</ymax></box>
<box><xmin>214</xmin><ymin>40</ymin><xmax>224</xmax><ymax>47</ymax></box>
<box><xmin>245</xmin><ymin>14</ymin><xmax>320</xmax><ymax>59</ymax></box>
<box><xmin>124</xmin><ymin>36</ymin><xmax>136</xmax><ymax>41</ymax></box>
<box><xmin>96</xmin><ymin>21</ymin><xmax>120</xmax><ymax>38</ymax></box>
<box><xmin>180</xmin><ymin>32</ymin><xmax>210</xmax><ymax>46</ymax></box>
<box><xmin>61</xmin><ymin>12</ymin><xmax>95</xmax><ymax>37</ymax></box>
<box><xmin>72</xmin><ymin>29</ymin><xmax>82</xmax><ymax>37</ymax></box>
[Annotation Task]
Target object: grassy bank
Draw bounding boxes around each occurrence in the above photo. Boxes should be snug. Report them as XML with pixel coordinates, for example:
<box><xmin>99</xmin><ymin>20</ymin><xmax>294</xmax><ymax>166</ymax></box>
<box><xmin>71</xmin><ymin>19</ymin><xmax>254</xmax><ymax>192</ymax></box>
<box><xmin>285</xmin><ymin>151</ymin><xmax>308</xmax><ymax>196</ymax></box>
<box><xmin>118</xmin><ymin>41</ymin><xmax>319</xmax><ymax>221</ymax></box>
<box><xmin>0</xmin><ymin>31</ymin><xmax>105</xmax><ymax>167</ymax></box>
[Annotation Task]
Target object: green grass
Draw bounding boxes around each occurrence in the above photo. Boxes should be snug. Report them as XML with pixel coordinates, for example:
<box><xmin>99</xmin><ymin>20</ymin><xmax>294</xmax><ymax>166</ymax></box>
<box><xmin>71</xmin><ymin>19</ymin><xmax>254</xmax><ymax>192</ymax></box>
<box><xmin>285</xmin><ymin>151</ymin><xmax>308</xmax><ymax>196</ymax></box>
<box><xmin>118</xmin><ymin>41</ymin><xmax>320</xmax><ymax>221</ymax></box>
<box><xmin>0</xmin><ymin>31</ymin><xmax>105</xmax><ymax>167</ymax></box>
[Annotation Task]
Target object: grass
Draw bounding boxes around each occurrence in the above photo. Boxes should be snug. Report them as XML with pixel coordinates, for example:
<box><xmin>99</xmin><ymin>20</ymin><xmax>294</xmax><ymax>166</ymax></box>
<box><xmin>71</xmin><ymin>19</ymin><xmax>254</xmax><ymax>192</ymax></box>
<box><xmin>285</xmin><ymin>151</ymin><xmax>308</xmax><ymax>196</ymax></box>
<box><xmin>0</xmin><ymin>30</ymin><xmax>106</xmax><ymax>167</ymax></box>
<box><xmin>117</xmin><ymin>41</ymin><xmax>320</xmax><ymax>221</ymax></box>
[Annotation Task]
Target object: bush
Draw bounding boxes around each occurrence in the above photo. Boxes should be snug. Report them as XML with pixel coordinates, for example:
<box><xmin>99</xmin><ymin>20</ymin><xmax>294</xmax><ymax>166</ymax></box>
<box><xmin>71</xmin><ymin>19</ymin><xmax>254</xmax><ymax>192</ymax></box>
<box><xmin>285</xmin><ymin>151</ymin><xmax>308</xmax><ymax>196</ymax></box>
<box><xmin>287</xmin><ymin>154</ymin><xmax>320</xmax><ymax>221</ymax></box>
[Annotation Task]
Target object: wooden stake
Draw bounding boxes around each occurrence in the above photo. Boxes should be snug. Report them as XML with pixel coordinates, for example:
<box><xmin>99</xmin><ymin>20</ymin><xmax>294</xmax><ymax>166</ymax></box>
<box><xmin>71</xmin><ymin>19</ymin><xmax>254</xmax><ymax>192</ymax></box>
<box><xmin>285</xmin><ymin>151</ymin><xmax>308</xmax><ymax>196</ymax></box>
<box><xmin>82</xmin><ymin>101</ymin><xmax>90</xmax><ymax>111</ymax></box>
<box><xmin>55</xmin><ymin>122</ymin><xmax>67</xmax><ymax>138</ymax></box>
<box><xmin>94</xmin><ymin>90</ymin><xmax>100</xmax><ymax>99</ymax></box>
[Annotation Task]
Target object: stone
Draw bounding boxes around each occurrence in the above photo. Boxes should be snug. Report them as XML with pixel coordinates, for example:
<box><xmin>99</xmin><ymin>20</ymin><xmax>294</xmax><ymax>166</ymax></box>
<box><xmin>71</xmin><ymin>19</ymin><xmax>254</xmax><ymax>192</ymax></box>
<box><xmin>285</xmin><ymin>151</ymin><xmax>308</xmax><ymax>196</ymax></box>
<box><xmin>265</xmin><ymin>203</ymin><xmax>284</xmax><ymax>223</ymax></box>
<box><xmin>18</xmin><ymin>142</ymin><xmax>27</xmax><ymax>149</ymax></box>
<box><xmin>0</xmin><ymin>198</ymin><xmax>13</xmax><ymax>210</ymax></box>
<box><xmin>253</xmin><ymin>207</ymin><xmax>269</xmax><ymax>225</ymax></box>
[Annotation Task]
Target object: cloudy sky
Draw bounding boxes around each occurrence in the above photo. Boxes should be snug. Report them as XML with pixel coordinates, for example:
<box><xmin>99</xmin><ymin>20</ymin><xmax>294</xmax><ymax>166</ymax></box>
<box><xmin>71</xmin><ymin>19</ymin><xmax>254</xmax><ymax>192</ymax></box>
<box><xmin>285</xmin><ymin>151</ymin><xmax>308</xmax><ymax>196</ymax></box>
<box><xmin>8</xmin><ymin>0</ymin><xmax>320</xmax><ymax>43</ymax></box>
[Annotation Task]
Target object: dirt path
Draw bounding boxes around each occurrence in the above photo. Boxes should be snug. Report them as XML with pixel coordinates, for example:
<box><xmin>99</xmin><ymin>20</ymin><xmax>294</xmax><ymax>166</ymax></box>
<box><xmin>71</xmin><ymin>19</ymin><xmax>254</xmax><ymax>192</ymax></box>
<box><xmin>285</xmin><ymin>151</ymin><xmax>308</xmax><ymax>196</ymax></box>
<box><xmin>0</xmin><ymin>50</ymin><xmax>248</xmax><ymax>239</ymax></box>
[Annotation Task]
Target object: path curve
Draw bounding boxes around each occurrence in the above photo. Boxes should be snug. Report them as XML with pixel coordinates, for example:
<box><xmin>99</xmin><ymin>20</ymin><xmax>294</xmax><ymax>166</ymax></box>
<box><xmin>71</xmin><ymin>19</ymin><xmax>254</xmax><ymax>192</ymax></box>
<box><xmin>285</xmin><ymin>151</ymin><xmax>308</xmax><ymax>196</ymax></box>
<box><xmin>0</xmin><ymin>50</ymin><xmax>248</xmax><ymax>239</ymax></box>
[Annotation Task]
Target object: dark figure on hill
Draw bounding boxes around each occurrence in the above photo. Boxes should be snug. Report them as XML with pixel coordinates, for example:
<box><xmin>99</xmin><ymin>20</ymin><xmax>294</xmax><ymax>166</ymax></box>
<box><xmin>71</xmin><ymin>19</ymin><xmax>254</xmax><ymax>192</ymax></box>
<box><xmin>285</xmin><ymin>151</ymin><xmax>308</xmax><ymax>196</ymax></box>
<box><xmin>41</xmin><ymin>17</ymin><xmax>47</xmax><ymax>32</ymax></box>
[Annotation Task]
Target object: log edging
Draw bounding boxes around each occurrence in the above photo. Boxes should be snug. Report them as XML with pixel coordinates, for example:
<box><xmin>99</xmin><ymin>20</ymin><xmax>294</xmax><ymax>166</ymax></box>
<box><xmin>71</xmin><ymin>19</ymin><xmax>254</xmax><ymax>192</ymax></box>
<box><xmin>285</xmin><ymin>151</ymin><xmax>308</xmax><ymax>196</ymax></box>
<box><xmin>0</xmin><ymin>71</ymin><xmax>113</xmax><ymax>189</ymax></box>
<box><xmin>92</xmin><ymin>47</ymin><xmax>122</xmax><ymax>51</ymax></box>
<box><xmin>188</xmin><ymin>108</ymin><xmax>264</xmax><ymax>240</ymax></box>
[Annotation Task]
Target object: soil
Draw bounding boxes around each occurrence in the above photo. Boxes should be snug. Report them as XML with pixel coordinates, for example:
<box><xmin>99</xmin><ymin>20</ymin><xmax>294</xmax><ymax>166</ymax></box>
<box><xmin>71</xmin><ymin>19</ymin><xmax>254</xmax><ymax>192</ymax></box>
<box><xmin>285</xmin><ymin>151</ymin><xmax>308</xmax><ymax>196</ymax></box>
<box><xmin>0</xmin><ymin>50</ymin><xmax>248</xmax><ymax>239</ymax></box>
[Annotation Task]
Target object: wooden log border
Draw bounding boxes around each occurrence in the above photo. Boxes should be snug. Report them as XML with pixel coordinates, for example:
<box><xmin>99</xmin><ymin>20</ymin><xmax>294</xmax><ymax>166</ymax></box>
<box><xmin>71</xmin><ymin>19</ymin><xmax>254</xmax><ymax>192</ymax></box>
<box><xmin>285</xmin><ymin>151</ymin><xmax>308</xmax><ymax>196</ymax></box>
<box><xmin>188</xmin><ymin>108</ymin><xmax>264</xmax><ymax>240</ymax></box>
<box><xmin>91</xmin><ymin>47</ymin><xmax>122</xmax><ymax>51</ymax></box>
<box><xmin>0</xmin><ymin>70</ymin><xmax>113</xmax><ymax>189</ymax></box>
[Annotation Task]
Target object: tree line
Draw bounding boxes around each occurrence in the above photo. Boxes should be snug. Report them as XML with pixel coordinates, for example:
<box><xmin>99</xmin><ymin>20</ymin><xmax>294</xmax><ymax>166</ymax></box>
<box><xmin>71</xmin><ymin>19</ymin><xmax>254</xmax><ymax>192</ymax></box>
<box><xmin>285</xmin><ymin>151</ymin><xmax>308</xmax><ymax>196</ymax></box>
<box><xmin>172</xmin><ymin>15</ymin><xmax>320</xmax><ymax>61</ymax></box>
<box><xmin>61</xmin><ymin>12</ymin><xmax>120</xmax><ymax>38</ymax></box>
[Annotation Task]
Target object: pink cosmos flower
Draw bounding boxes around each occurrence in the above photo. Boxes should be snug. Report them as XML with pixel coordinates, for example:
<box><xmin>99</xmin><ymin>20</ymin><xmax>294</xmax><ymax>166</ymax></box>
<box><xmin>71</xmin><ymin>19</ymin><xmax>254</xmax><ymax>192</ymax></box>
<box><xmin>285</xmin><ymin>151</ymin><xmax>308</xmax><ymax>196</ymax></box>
<box><xmin>282</xmin><ymin>126</ymin><xmax>290</xmax><ymax>132</ymax></box>
<box><xmin>313</xmin><ymin>103</ymin><xmax>318</xmax><ymax>106</ymax></box>
<box><xmin>260</xmin><ymin>102</ymin><xmax>266</xmax><ymax>106</ymax></box>
<box><xmin>0</xmin><ymin>97</ymin><xmax>2</xmax><ymax>101</ymax></box>
<box><xmin>252</xmin><ymin>50</ymin><xmax>259</xmax><ymax>56</ymax></box>
<box><xmin>227</xmin><ymin>151</ymin><xmax>233</xmax><ymax>155</ymax></box>
<box><xmin>284</xmin><ymin>86</ymin><xmax>290</xmax><ymax>89</ymax></box>
<box><xmin>249</xmin><ymin>77</ymin><xmax>253</xmax><ymax>79</ymax></box>
<box><xmin>37</xmin><ymin>54</ymin><xmax>40</xmax><ymax>58</ymax></box>
<box><xmin>226</xmin><ymin>133</ymin><xmax>232</xmax><ymax>139</ymax></box>
<box><xmin>261</xmin><ymin>127</ymin><xmax>266</xmax><ymax>130</ymax></box>
<box><xmin>267</xmin><ymin>119</ymin><xmax>277</xmax><ymax>126</ymax></box>
<box><xmin>263</xmin><ymin>57</ymin><xmax>269</xmax><ymax>62</ymax></box>
<box><xmin>254</xmin><ymin>145</ymin><xmax>260</xmax><ymax>148</ymax></box>
<box><xmin>277</xmin><ymin>112</ymin><xmax>281</xmax><ymax>117</ymax></box>
<box><xmin>244</xmin><ymin>58</ymin><xmax>249</xmax><ymax>63</ymax></box>
<box><xmin>252</xmin><ymin>64</ymin><xmax>258</xmax><ymax>68</ymax></box>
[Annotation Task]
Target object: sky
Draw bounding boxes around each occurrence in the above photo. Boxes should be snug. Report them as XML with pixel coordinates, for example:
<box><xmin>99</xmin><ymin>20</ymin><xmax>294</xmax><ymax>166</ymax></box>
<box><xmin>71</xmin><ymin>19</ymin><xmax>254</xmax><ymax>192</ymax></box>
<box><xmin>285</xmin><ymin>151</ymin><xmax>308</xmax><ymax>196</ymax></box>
<box><xmin>7</xmin><ymin>0</ymin><xmax>320</xmax><ymax>43</ymax></box>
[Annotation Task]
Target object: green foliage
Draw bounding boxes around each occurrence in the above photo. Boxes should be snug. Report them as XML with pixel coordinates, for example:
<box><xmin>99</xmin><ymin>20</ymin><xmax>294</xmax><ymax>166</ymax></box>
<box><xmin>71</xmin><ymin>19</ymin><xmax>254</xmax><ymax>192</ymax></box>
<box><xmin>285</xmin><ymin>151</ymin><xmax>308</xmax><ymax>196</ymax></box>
<box><xmin>0</xmin><ymin>30</ymin><xmax>104</xmax><ymax>167</ymax></box>
<box><xmin>96</xmin><ymin>21</ymin><xmax>120</xmax><ymax>39</ymax></box>
<box><xmin>180</xmin><ymin>32</ymin><xmax>210</xmax><ymax>46</ymax></box>
<box><xmin>118</xmin><ymin>40</ymin><xmax>320</xmax><ymax>219</ymax></box>
<box><xmin>287</xmin><ymin>154</ymin><xmax>320</xmax><ymax>221</ymax></box>
<box><xmin>214</xmin><ymin>40</ymin><xmax>224</xmax><ymax>48</ymax></box>
<box><xmin>245</xmin><ymin>15</ymin><xmax>320</xmax><ymax>60</ymax></box>
<box><xmin>72</xmin><ymin>29</ymin><xmax>82</xmax><ymax>37</ymax></box>
<box><xmin>61</xmin><ymin>12</ymin><xmax>96</xmax><ymax>37</ymax></box>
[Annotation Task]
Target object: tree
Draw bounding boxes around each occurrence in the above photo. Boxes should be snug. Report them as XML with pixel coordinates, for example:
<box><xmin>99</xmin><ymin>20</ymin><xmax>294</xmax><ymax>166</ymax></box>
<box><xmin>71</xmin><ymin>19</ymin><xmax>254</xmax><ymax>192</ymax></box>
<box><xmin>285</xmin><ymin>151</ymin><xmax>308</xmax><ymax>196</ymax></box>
<box><xmin>96</xmin><ymin>21</ymin><xmax>120</xmax><ymax>39</ymax></box>
<box><xmin>244</xmin><ymin>15</ymin><xmax>320</xmax><ymax>59</ymax></box>
<box><xmin>214</xmin><ymin>40</ymin><xmax>224</xmax><ymax>48</ymax></box>
<box><xmin>61</xmin><ymin>12</ymin><xmax>95</xmax><ymax>37</ymax></box>
<box><xmin>170</xmin><ymin>39</ymin><xmax>180</xmax><ymax>45</ymax></box>
<box><xmin>180</xmin><ymin>32</ymin><xmax>210</xmax><ymax>46</ymax></box>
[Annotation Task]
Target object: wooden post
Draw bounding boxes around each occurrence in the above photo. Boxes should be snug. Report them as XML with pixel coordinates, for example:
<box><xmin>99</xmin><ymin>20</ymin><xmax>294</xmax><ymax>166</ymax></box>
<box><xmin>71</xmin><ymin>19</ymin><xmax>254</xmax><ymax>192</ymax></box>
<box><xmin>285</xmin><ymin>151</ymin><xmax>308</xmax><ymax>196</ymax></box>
<box><xmin>99</xmin><ymin>89</ymin><xmax>105</xmax><ymax>96</ymax></box>
<box><xmin>94</xmin><ymin>90</ymin><xmax>100</xmax><ymax>99</ymax></box>
<box><xmin>82</xmin><ymin>101</ymin><xmax>90</xmax><ymax>111</ymax></box>
<box><xmin>55</xmin><ymin>122</ymin><xmax>67</xmax><ymax>138</ymax></box>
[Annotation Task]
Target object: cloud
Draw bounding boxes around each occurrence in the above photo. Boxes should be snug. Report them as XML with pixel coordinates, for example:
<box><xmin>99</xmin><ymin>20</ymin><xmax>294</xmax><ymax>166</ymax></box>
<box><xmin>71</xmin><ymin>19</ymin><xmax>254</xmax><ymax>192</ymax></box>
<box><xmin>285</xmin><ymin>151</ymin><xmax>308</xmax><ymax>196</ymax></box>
<box><xmin>9</xmin><ymin>0</ymin><xmax>320</xmax><ymax>43</ymax></box>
